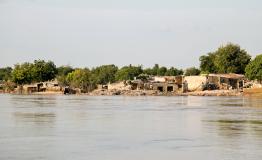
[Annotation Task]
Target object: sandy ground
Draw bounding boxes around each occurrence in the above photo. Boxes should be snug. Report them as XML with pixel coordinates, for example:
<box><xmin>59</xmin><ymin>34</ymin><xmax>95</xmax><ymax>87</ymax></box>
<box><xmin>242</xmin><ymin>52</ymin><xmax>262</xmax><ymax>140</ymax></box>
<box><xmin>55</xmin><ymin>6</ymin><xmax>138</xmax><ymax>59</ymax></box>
<box><xmin>31</xmin><ymin>91</ymin><xmax>63</xmax><ymax>95</ymax></box>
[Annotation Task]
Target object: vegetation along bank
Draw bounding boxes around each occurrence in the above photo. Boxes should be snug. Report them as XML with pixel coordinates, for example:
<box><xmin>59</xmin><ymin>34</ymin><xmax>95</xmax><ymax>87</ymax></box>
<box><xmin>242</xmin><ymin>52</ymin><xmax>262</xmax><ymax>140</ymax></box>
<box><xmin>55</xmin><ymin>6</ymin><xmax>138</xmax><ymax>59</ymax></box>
<box><xmin>0</xmin><ymin>43</ymin><xmax>262</xmax><ymax>96</ymax></box>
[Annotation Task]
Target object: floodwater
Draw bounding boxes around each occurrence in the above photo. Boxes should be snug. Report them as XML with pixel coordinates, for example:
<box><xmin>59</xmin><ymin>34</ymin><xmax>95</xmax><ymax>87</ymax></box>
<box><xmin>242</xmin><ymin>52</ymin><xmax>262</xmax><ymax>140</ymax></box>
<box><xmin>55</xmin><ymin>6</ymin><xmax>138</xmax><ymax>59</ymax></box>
<box><xmin>0</xmin><ymin>94</ymin><xmax>262</xmax><ymax>160</ymax></box>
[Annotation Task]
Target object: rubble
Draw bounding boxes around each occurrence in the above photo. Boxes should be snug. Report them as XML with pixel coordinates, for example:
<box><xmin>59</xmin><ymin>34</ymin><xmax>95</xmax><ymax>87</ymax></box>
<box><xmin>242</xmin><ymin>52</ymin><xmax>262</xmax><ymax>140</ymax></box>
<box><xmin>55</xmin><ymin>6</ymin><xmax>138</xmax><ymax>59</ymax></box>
<box><xmin>4</xmin><ymin>74</ymin><xmax>260</xmax><ymax>97</ymax></box>
<box><xmin>88</xmin><ymin>89</ymin><xmax>159</xmax><ymax>96</ymax></box>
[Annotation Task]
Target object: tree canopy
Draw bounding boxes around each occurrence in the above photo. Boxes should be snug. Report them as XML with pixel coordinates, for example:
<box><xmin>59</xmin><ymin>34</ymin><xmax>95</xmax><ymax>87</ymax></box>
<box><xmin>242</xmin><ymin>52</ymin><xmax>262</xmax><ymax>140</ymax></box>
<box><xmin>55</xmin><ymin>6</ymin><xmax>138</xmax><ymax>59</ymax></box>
<box><xmin>57</xmin><ymin>65</ymin><xmax>74</xmax><ymax>76</ymax></box>
<box><xmin>12</xmin><ymin>60</ymin><xmax>57</xmax><ymax>84</ymax></box>
<box><xmin>199</xmin><ymin>43</ymin><xmax>251</xmax><ymax>74</ymax></box>
<box><xmin>31</xmin><ymin>60</ymin><xmax>57</xmax><ymax>82</ymax></box>
<box><xmin>165</xmin><ymin>67</ymin><xmax>184</xmax><ymax>76</ymax></box>
<box><xmin>245</xmin><ymin>54</ymin><xmax>262</xmax><ymax>82</ymax></box>
<box><xmin>91</xmin><ymin>65</ymin><xmax>118</xmax><ymax>84</ymax></box>
<box><xmin>115</xmin><ymin>65</ymin><xmax>143</xmax><ymax>81</ymax></box>
<box><xmin>8</xmin><ymin>60</ymin><xmax>185</xmax><ymax>87</ymax></box>
<box><xmin>0</xmin><ymin>67</ymin><xmax>12</xmax><ymax>81</ymax></box>
<box><xmin>143</xmin><ymin>64</ymin><xmax>183</xmax><ymax>76</ymax></box>
<box><xmin>184</xmin><ymin>67</ymin><xmax>201</xmax><ymax>76</ymax></box>
<box><xmin>3</xmin><ymin>44</ymin><xmax>259</xmax><ymax>92</ymax></box>
<box><xmin>12</xmin><ymin>62</ymin><xmax>34</xmax><ymax>84</ymax></box>
<box><xmin>199</xmin><ymin>53</ymin><xmax>217</xmax><ymax>73</ymax></box>
<box><xmin>56</xmin><ymin>65</ymin><xmax>74</xmax><ymax>86</ymax></box>
<box><xmin>66</xmin><ymin>68</ymin><xmax>92</xmax><ymax>91</ymax></box>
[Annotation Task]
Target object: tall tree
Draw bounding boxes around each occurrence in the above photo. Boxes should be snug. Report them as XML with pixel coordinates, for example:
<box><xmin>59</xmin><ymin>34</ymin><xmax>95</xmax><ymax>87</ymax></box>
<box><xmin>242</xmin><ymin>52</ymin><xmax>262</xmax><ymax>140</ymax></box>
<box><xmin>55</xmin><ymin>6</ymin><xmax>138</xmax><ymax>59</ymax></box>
<box><xmin>116</xmin><ymin>65</ymin><xmax>143</xmax><ymax>81</ymax></box>
<box><xmin>57</xmin><ymin>65</ymin><xmax>74</xmax><ymax>76</ymax></box>
<box><xmin>165</xmin><ymin>67</ymin><xmax>183</xmax><ymax>76</ymax></box>
<box><xmin>199</xmin><ymin>43</ymin><xmax>251</xmax><ymax>74</ymax></box>
<box><xmin>31</xmin><ymin>60</ymin><xmax>57</xmax><ymax>82</ymax></box>
<box><xmin>214</xmin><ymin>43</ymin><xmax>251</xmax><ymax>74</ymax></box>
<box><xmin>12</xmin><ymin>63</ymin><xmax>34</xmax><ymax>84</ymax></box>
<box><xmin>91</xmin><ymin>65</ymin><xmax>118</xmax><ymax>84</ymax></box>
<box><xmin>199</xmin><ymin>53</ymin><xmax>217</xmax><ymax>73</ymax></box>
<box><xmin>12</xmin><ymin>60</ymin><xmax>57</xmax><ymax>84</ymax></box>
<box><xmin>56</xmin><ymin>65</ymin><xmax>74</xmax><ymax>86</ymax></box>
<box><xmin>143</xmin><ymin>68</ymin><xmax>153</xmax><ymax>75</ymax></box>
<box><xmin>66</xmin><ymin>68</ymin><xmax>91</xmax><ymax>91</ymax></box>
<box><xmin>157</xmin><ymin>66</ymin><xmax>167</xmax><ymax>76</ymax></box>
<box><xmin>0</xmin><ymin>67</ymin><xmax>12</xmax><ymax>81</ymax></box>
<box><xmin>152</xmin><ymin>64</ymin><xmax>159</xmax><ymax>75</ymax></box>
<box><xmin>245</xmin><ymin>54</ymin><xmax>262</xmax><ymax>82</ymax></box>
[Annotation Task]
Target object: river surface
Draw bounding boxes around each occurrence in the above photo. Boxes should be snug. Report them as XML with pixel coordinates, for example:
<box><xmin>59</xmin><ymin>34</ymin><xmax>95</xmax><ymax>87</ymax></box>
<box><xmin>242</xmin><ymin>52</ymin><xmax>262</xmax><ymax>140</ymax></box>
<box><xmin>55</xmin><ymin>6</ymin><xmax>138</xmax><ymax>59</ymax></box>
<box><xmin>0</xmin><ymin>94</ymin><xmax>262</xmax><ymax>160</ymax></box>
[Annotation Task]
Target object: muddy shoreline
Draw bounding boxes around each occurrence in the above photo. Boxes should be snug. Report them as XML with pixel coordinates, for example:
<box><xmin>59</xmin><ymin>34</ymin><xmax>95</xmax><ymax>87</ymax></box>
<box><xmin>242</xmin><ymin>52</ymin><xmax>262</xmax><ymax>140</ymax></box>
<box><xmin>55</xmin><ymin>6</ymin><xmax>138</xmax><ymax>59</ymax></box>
<box><xmin>88</xmin><ymin>89</ymin><xmax>242</xmax><ymax>96</ymax></box>
<box><xmin>0</xmin><ymin>89</ymin><xmax>243</xmax><ymax>97</ymax></box>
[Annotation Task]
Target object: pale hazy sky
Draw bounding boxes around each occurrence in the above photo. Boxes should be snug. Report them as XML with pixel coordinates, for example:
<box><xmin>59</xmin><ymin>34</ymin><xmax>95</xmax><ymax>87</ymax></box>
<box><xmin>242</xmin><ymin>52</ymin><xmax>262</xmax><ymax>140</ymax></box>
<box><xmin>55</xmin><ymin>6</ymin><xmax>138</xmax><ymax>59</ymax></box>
<box><xmin>1</xmin><ymin>0</ymin><xmax>262</xmax><ymax>68</ymax></box>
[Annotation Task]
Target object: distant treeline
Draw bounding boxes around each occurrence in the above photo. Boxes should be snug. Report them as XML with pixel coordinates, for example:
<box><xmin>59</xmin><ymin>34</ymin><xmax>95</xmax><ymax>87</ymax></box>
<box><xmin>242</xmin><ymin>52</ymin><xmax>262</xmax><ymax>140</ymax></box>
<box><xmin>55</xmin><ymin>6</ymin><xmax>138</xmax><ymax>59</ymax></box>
<box><xmin>0</xmin><ymin>43</ymin><xmax>262</xmax><ymax>91</ymax></box>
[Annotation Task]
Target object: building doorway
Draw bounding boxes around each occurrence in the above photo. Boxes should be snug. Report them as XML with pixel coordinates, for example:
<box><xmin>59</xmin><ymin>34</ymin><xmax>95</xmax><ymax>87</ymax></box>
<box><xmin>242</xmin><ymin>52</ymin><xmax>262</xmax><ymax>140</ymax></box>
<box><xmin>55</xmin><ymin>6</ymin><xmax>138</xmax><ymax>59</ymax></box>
<box><xmin>157</xmin><ymin>86</ymin><xmax>163</xmax><ymax>92</ymax></box>
<box><xmin>167</xmin><ymin>86</ymin><xmax>173</xmax><ymax>92</ymax></box>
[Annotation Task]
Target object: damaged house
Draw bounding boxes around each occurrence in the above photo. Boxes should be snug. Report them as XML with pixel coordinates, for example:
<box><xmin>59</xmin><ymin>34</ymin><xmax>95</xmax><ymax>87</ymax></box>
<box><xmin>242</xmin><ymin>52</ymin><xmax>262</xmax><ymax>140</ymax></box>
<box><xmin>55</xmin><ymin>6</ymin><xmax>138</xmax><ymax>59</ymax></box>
<box><xmin>95</xmin><ymin>74</ymin><xmax>246</xmax><ymax>95</ymax></box>
<box><xmin>143</xmin><ymin>76</ymin><xmax>182</xmax><ymax>93</ymax></box>
<box><xmin>16</xmin><ymin>80</ymin><xmax>62</xmax><ymax>94</ymax></box>
<box><xmin>207</xmin><ymin>74</ymin><xmax>245</xmax><ymax>90</ymax></box>
<box><xmin>182</xmin><ymin>74</ymin><xmax>245</xmax><ymax>92</ymax></box>
<box><xmin>183</xmin><ymin>76</ymin><xmax>207</xmax><ymax>92</ymax></box>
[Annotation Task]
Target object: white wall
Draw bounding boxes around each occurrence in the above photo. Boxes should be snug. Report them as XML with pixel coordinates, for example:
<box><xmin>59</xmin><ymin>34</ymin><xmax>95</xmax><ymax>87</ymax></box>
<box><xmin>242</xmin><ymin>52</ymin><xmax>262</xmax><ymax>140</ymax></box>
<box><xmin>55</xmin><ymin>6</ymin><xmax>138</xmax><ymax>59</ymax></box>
<box><xmin>108</xmin><ymin>81</ymin><xmax>131</xmax><ymax>90</ymax></box>
<box><xmin>184</xmin><ymin>76</ymin><xmax>207</xmax><ymax>91</ymax></box>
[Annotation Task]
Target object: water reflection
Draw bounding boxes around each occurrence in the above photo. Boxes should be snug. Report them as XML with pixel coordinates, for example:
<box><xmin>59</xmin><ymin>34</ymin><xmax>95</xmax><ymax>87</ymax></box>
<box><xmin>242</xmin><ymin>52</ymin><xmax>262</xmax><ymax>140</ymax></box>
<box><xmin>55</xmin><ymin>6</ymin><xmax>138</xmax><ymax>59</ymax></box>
<box><xmin>216</xmin><ymin>119</ymin><xmax>262</xmax><ymax>125</ymax></box>
<box><xmin>14</xmin><ymin>112</ymin><xmax>56</xmax><ymax>123</ymax></box>
<box><xmin>204</xmin><ymin>96</ymin><xmax>262</xmax><ymax>140</ymax></box>
<box><xmin>243</xmin><ymin>96</ymin><xmax>262</xmax><ymax>108</ymax></box>
<box><xmin>11</xmin><ymin>95</ymin><xmax>58</xmax><ymax>107</ymax></box>
<box><xmin>205</xmin><ymin>119</ymin><xmax>262</xmax><ymax>139</ymax></box>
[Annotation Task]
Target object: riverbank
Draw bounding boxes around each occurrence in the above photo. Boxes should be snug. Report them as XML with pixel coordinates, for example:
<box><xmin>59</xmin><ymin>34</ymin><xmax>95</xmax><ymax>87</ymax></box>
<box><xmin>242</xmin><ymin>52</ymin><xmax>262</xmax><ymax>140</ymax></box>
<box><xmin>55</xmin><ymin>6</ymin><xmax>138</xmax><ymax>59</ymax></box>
<box><xmin>180</xmin><ymin>90</ymin><xmax>242</xmax><ymax>96</ymax></box>
<box><xmin>0</xmin><ymin>89</ymin><xmax>244</xmax><ymax>96</ymax></box>
<box><xmin>87</xmin><ymin>89</ymin><xmax>242</xmax><ymax>96</ymax></box>
<box><xmin>1</xmin><ymin>89</ymin><xmax>242</xmax><ymax>96</ymax></box>
<box><xmin>31</xmin><ymin>91</ymin><xmax>64</xmax><ymax>95</ymax></box>
<box><xmin>243</xmin><ymin>88</ymin><xmax>262</xmax><ymax>97</ymax></box>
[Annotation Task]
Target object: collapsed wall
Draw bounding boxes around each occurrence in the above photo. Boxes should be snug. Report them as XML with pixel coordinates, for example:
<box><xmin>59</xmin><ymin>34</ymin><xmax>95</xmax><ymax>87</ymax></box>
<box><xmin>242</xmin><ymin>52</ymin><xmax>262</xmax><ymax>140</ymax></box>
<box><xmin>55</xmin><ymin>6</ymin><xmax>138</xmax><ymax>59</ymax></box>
<box><xmin>108</xmin><ymin>81</ymin><xmax>132</xmax><ymax>90</ymax></box>
<box><xmin>184</xmin><ymin>76</ymin><xmax>207</xmax><ymax>91</ymax></box>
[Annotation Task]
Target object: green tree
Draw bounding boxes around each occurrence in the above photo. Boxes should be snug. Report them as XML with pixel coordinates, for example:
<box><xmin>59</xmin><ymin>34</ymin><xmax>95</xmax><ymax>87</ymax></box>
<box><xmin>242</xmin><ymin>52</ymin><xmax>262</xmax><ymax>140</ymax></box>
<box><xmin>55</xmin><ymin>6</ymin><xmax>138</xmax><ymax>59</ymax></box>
<box><xmin>157</xmin><ymin>66</ymin><xmax>167</xmax><ymax>76</ymax></box>
<box><xmin>199</xmin><ymin>43</ymin><xmax>251</xmax><ymax>74</ymax></box>
<box><xmin>214</xmin><ymin>43</ymin><xmax>251</xmax><ymax>74</ymax></box>
<box><xmin>0</xmin><ymin>67</ymin><xmax>12</xmax><ymax>81</ymax></box>
<box><xmin>143</xmin><ymin>68</ymin><xmax>153</xmax><ymax>75</ymax></box>
<box><xmin>199</xmin><ymin>53</ymin><xmax>217</xmax><ymax>73</ymax></box>
<box><xmin>12</xmin><ymin>60</ymin><xmax>58</xmax><ymax>84</ymax></box>
<box><xmin>66</xmin><ymin>68</ymin><xmax>92</xmax><ymax>91</ymax></box>
<box><xmin>165</xmin><ymin>67</ymin><xmax>183</xmax><ymax>76</ymax></box>
<box><xmin>245</xmin><ymin>54</ymin><xmax>262</xmax><ymax>82</ymax></box>
<box><xmin>31</xmin><ymin>60</ymin><xmax>57</xmax><ymax>82</ymax></box>
<box><xmin>57</xmin><ymin>65</ymin><xmax>74</xmax><ymax>76</ymax></box>
<box><xmin>56</xmin><ymin>65</ymin><xmax>74</xmax><ymax>86</ymax></box>
<box><xmin>12</xmin><ymin>63</ymin><xmax>34</xmax><ymax>84</ymax></box>
<box><xmin>116</xmin><ymin>65</ymin><xmax>143</xmax><ymax>81</ymax></box>
<box><xmin>152</xmin><ymin>64</ymin><xmax>159</xmax><ymax>75</ymax></box>
<box><xmin>185</xmin><ymin>67</ymin><xmax>201</xmax><ymax>76</ymax></box>
<box><xmin>91</xmin><ymin>65</ymin><xmax>118</xmax><ymax>84</ymax></box>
